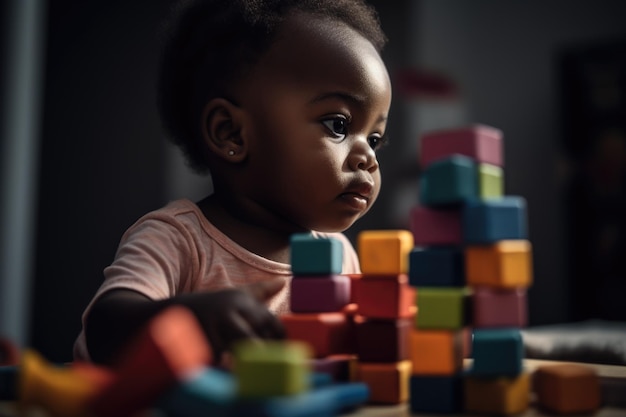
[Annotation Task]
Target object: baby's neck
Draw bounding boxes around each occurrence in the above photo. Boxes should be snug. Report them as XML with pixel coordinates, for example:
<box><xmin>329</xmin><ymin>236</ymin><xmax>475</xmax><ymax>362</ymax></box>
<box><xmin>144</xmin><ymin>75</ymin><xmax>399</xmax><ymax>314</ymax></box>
<box><xmin>197</xmin><ymin>195</ymin><xmax>305</xmax><ymax>264</ymax></box>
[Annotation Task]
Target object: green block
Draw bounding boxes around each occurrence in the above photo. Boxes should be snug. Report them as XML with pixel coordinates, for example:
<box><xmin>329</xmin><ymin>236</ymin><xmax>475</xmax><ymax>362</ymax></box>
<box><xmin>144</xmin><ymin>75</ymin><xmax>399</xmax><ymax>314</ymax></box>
<box><xmin>478</xmin><ymin>163</ymin><xmax>504</xmax><ymax>199</ymax></box>
<box><xmin>415</xmin><ymin>287</ymin><xmax>470</xmax><ymax>329</ymax></box>
<box><xmin>234</xmin><ymin>340</ymin><xmax>312</xmax><ymax>398</ymax></box>
<box><xmin>290</xmin><ymin>233</ymin><xmax>343</xmax><ymax>275</ymax></box>
<box><xmin>420</xmin><ymin>155</ymin><xmax>478</xmax><ymax>206</ymax></box>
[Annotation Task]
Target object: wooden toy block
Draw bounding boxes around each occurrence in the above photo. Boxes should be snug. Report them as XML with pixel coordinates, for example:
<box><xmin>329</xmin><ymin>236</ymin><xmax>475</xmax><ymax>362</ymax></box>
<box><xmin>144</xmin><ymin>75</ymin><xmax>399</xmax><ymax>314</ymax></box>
<box><xmin>310</xmin><ymin>354</ymin><xmax>357</xmax><ymax>382</ymax></box>
<box><xmin>89</xmin><ymin>306</ymin><xmax>212</xmax><ymax>417</ymax></box>
<box><xmin>354</xmin><ymin>275</ymin><xmax>416</xmax><ymax>319</ymax></box>
<box><xmin>410</xmin><ymin>206</ymin><xmax>462</xmax><ymax>246</ymax></box>
<box><xmin>534</xmin><ymin>364</ymin><xmax>601</xmax><ymax>414</ymax></box>
<box><xmin>420</xmin><ymin>124</ymin><xmax>503</xmax><ymax>168</ymax></box>
<box><xmin>18</xmin><ymin>350</ymin><xmax>112</xmax><ymax>417</ymax></box>
<box><xmin>463</xmin><ymin>196</ymin><xmax>527</xmax><ymax>243</ymax></box>
<box><xmin>464</xmin><ymin>373</ymin><xmax>530</xmax><ymax>415</ymax></box>
<box><xmin>156</xmin><ymin>367</ymin><xmax>236</xmax><ymax>417</ymax></box>
<box><xmin>408</xmin><ymin>246</ymin><xmax>465</xmax><ymax>287</ymax></box>
<box><xmin>0</xmin><ymin>337</ymin><xmax>19</xmax><ymax>366</ymax></box>
<box><xmin>415</xmin><ymin>287</ymin><xmax>471</xmax><ymax>330</ymax></box>
<box><xmin>357</xmin><ymin>230</ymin><xmax>414</xmax><ymax>275</ymax></box>
<box><xmin>290</xmin><ymin>233</ymin><xmax>342</xmax><ymax>275</ymax></box>
<box><xmin>409</xmin><ymin>329</ymin><xmax>464</xmax><ymax>375</ymax></box>
<box><xmin>355</xmin><ymin>317</ymin><xmax>411</xmax><ymax>362</ymax></box>
<box><xmin>290</xmin><ymin>275</ymin><xmax>350</xmax><ymax>313</ymax></box>
<box><xmin>465</xmin><ymin>240</ymin><xmax>533</xmax><ymax>288</ymax></box>
<box><xmin>0</xmin><ymin>365</ymin><xmax>17</xmax><ymax>401</ymax></box>
<box><xmin>233</xmin><ymin>339</ymin><xmax>311</xmax><ymax>398</ymax></box>
<box><xmin>471</xmin><ymin>328</ymin><xmax>524</xmax><ymax>377</ymax></box>
<box><xmin>420</xmin><ymin>155</ymin><xmax>478</xmax><ymax>206</ymax></box>
<box><xmin>409</xmin><ymin>374</ymin><xmax>462</xmax><ymax>413</ymax></box>
<box><xmin>473</xmin><ymin>287</ymin><xmax>527</xmax><ymax>328</ymax></box>
<box><xmin>230</xmin><ymin>382</ymin><xmax>370</xmax><ymax>417</ymax></box>
<box><xmin>345</xmin><ymin>273</ymin><xmax>362</xmax><ymax>303</ymax></box>
<box><xmin>357</xmin><ymin>360</ymin><xmax>412</xmax><ymax>404</ymax></box>
<box><xmin>478</xmin><ymin>163</ymin><xmax>504</xmax><ymax>198</ymax></box>
<box><xmin>281</xmin><ymin>313</ymin><xmax>353</xmax><ymax>358</ymax></box>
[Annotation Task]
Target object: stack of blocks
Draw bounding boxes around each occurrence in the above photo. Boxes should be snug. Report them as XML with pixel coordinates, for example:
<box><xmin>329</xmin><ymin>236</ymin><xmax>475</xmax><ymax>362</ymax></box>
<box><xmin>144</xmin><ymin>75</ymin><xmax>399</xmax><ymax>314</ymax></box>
<box><xmin>354</xmin><ymin>230</ymin><xmax>416</xmax><ymax>404</ymax></box>
<box><xmin>408</xmin><ymin>124</ymin><xmax>533</xmax><ymax>414</ymax></box>
<box><xmin>281</xmin><ymin>234</ymin><xmax>357</xmax><ymax>383</ymax></box>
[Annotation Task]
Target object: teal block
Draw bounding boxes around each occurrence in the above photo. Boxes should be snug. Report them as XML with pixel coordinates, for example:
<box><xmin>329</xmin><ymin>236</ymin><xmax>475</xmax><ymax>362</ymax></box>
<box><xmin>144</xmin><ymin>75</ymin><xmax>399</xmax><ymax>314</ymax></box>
<box><xmin>290</xmin><ymin>234</ymin><xmax>343</xmax><ymax>275</ymax></box>
<box><xmin>471</xmin><ymin>328</ymin><xmax>524</xmax><ymax>377</ymax></box>
<box><xmin>463</xmin><ymin>196</ymin><xmax>527</xmax><ymax>243</ymax></box>
<box><xmin>420</xmin><ymin>155</ymin><xmax>478</xmax><ymax>206</ymax></box>
<box><xmin>409</xmin><ymin>374</ymin><xmax>462</xmax><ymax>413</ymax></box>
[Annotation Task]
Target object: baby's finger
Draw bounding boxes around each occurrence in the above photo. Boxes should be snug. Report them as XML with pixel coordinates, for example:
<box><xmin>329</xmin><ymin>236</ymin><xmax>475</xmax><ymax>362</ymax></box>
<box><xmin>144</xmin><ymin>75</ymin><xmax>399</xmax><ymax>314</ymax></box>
<box><xmin>237</xmin><ymin>303</ymin><xmax>285</xmax><ymax>340</ymax></box>
<box><xmin>244</xmin><ymin>277</ymin><xmax>285</xmax><ymax>302</ymax></box>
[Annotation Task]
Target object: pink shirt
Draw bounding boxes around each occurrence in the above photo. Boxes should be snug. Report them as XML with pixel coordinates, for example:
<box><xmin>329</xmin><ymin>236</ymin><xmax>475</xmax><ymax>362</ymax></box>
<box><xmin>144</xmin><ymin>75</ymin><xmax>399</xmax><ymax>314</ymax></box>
<box><xmin>73</xmin><ymin>199</ymin><xmax>361</xmax><ymax>361</ymax></box>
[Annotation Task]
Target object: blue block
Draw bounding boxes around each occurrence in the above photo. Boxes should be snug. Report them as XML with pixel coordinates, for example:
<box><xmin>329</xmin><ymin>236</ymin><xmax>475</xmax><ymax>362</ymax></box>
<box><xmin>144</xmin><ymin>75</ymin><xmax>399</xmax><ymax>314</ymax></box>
<box><xmin>409</xmin><ymin>374</ymin><xmax>462</xmax><ymax>413</ymax></box>
<box><xmin>408</xmin><ymin>246</ymin><xmax>465</xmax><ymax>287</ymax></box>
<box><xmin>290</xmin><ymin>234</ymin><xmax>343</xmax><ymax>275</ymax></box>
<box><xmin>230</xmin><ymin>382</ymin><xmax>369</xmax><ymax>417</ymax></box>
<box><xmin>471</xmin><ymin>328</ymin><xmax>524</xmax><ymax>377</ymax></box>
<box><xmin>462</xmin><ymin>196</ymin><xmax>527</xmax><ymax>243</ymax></box>
<box><xmin>0</xmin><ymin>366</ymin><xmax>17</xmax><ymax>401</ymax></box>
<box><xmin>157</xmin><ymin>367</ymin><xmax>236</xmax><ymax>417</ymax></box>
<box><xmin>419</xmin><ymin>155</ymin><xmax>478</xmax><ymax>206</ymax></box>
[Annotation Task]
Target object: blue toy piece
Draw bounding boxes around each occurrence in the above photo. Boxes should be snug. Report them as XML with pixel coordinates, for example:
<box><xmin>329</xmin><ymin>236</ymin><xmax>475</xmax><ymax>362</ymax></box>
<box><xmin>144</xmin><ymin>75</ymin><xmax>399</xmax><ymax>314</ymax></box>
<box><xmin>409</xmin><ymin>374</ymin><xmax>462</xmax><ymax>413</ymax></box>
<box><xmin>470</xmin><ymin>328</ymin><xmax>524</xmax><ymax>377</ymax></box>
<box><xmin>419</xmin><ymin>154</ymin><xmax>478</xmax><ymax>207</ymax></box>
<box><xmin>408</xmin><ymin>246</ymin><xmax>465</xmax><ymax>287</ymax></box>
<box><xmin>0</xmin><ymin>365</ymin><xmax>18</xmax><ymax>401</ymax></box>
<box><xmin>290</xmin><ymin>234</ymin><xmax>343</xmax><ymax>276</ymax></box>
<box><xmin>230</xmin><ymin>382</ymin><xmax>370</xmax><ymax>417</ymax></box>
<box><xmin>462</xmin><ymin>196</ymin><xmax>527</xmax><ymax>244</ymax></box>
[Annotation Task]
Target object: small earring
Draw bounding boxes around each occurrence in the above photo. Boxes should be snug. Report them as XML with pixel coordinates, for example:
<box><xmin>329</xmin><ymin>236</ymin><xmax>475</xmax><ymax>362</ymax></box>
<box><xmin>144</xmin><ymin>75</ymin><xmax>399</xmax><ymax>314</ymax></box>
<box><xmin>228</xmin><ymin>150</ymin><xmax>235</xmax><ymax>156</ymax></box>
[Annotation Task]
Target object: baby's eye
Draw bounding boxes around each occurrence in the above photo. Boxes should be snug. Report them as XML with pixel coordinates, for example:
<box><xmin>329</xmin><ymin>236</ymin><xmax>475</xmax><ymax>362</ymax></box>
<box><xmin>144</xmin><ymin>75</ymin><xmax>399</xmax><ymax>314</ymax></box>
<box><xmin>369</xmin><ymin>134</ymin><xmax>389</xmax><ymax>151</ymax></box>
<box><xmin>321</xmin><ymin>116</ymin><xmax>349</xmax><ymax>140</ymax></box>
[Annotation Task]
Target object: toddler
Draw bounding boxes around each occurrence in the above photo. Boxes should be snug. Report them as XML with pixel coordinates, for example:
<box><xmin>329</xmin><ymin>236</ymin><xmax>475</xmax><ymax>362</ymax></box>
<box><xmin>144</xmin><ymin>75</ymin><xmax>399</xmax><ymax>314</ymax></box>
<box><xmin>74</xmin><ymin>0</ymin><xmax>391</xmax><ymax>365</ymax></box>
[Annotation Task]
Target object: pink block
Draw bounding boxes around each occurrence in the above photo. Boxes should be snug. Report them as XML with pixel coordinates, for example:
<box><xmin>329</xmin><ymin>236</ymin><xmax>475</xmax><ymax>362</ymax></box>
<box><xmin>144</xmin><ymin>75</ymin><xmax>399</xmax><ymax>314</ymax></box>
<box><xmin>410</xmin><ymin>206</ymin><xmax>462</xmax><ymax>245</ymax></box>
<box><xmin>473</xmin><ymin>287</ymin><xmax>528</xmax><ymax>328</ymax></box>
<box><xmin>420</xmin><ymin>124</ymin><xmax>503</xmax><ymax>168</ymax></box>
<box><xmin>290</xmin><ymin>275</ymin><xmax>351</xmax><ymax>313</ymax></box>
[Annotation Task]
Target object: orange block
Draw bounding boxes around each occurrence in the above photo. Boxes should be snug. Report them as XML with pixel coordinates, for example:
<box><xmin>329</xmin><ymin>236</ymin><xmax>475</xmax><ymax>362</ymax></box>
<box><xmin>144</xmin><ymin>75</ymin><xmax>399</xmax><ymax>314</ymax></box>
<box><xmin>355</xmin><ymin>275</ymin><xmax>416</xmax><ymax>319</ymax></box>
<box><xmin>89</xmin><ymin>306</ymin><xmax>213</xmax><ymax>417</ymax></box>
<box><xmin>465</xmin><ymin>240</ymin><xmax>532</xmax><ymax>288</ymax></box>
<box><xmin>358</xmin><ymin>230</ymin><xmax>414</xmax><ymax>275</ymax></box>
<box><xmin>534</xmin><ymin>364</ymin><xmax>601</xmax><ymax>414</ymax></box>
<box><xmin>357</xmin><ymin>360</ymin><xmax>412</xmax><ymax>404</ymax></box>
<box><xmin>409</xmin><ymin>329</ymin><xmax>463</xmax><ymax>375</ymax></box>
<box><xmin>281</xmin><ymin>313</ymin><xmax>353</xmax><ymax>358</ymax></box>
<box><xmin>464</xmin><ymin>373</ymin><xmax>530</xmax><ymax>415</ymax></box>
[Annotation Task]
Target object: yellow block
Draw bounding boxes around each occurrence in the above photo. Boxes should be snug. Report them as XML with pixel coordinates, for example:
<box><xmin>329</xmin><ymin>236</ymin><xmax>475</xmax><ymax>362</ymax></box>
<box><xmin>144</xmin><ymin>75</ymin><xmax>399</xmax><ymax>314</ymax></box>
<box><xmin>357</xmin><ymin>360</ymin><xmax>412</xmax><ymax>404</ymax></box>
<box><xmin>409</xmin><ymin>329</ymin><xmax>463</xmax><ymax>375</ymax></box>
<box><xmin>465</xmin><ymin>240</ymin><xmax>532</xmax><ymax>288</ymax></box>
<box><xmin>464</xmin><ymin>372</ymin><xmax>531</xmax><ymax>415</ymax></box>
<box><xmin>358</xmin><ymin>230</ymin><xmax>414</xmax><ymax>275</ymax></box>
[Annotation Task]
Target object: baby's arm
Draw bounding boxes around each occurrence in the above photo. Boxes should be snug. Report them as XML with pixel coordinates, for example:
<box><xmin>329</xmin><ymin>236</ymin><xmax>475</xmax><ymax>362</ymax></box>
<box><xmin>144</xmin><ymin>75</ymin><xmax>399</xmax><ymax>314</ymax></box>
<box><xmin>84</xmin><ymin>278</ymin><xmax>285</xmax><ymax>366</ymax></box>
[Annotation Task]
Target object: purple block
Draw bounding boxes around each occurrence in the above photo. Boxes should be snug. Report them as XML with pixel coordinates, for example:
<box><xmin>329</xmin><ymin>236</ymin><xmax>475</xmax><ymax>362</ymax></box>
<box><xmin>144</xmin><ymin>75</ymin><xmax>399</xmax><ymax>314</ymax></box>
<box><xmin>410</xmin><ymin>206</ymin><xmax>462</xmax><ymax>246</ymax></box>
<box><xmin>473</xmin><ymin>287</ymin><xmax>527</xmax><ymax>328</ymax></box>
<box><xmin>290</xmin><ymin>275</ymin><xmax>351</xmax><ymax>313</ymax></box>
<box><xmin>420</xmin><ymin>124</ymin><xmax>503</xmax><ymax>169</ymax></box>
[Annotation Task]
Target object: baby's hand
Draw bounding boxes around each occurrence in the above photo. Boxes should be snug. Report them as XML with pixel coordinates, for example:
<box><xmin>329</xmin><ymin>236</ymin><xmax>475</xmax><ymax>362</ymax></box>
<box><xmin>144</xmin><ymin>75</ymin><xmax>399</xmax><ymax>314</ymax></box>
<box><xmin>180</xmin><ymin>278</ymin><xmax>286</xmax><ymax>364</ymax></box>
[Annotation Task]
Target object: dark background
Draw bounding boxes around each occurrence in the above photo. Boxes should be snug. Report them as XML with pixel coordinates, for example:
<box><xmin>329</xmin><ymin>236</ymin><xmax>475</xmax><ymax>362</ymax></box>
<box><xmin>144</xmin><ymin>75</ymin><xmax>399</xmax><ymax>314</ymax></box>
<box><xmin>1</xmin><ymin>0</ymin><xmax>626</xmax><ymax>362</ymax></box>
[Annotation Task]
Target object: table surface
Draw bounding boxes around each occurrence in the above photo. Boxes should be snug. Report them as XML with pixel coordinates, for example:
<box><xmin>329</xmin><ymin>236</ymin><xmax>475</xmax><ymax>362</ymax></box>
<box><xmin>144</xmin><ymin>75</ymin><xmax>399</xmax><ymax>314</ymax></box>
<box><xmin>1</xmin><ymin>359</ymin><xmax>625</xmax><ymax>417</ymax></box>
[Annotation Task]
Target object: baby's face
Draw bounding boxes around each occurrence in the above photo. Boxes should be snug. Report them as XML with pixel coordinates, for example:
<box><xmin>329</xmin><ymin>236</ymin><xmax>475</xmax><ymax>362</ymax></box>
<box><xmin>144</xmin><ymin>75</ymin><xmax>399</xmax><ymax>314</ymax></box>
<box><xmin>236</xmin><ymin>11</ymin><xmax>391</xmax><ymax>233</ymax></box>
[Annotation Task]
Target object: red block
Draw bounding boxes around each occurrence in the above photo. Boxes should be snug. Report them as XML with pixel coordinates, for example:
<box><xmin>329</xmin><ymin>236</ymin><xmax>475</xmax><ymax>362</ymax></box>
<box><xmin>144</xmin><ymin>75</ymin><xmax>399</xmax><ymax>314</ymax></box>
<box><xmin>420</xmin><ymin>124</ymin><xmax>503</xmax><ymax>168</ymax></box>
<box><xmin>281</xmin><ymin>313</ymin><xmax>354</xmax><ymax>358</ymax></box>
<box><xmin>89</xmin><ymin>306</ymin><xmax>213</xmax><ymax>417</ymax></box>
<box><xmin>290</xmin><ymin>275</ymin><xmax>351</xmax><ymax>313</ymax></box>
<box><xmin>355</xmin><ymin>317</ymin><xmax>412</xmax><ymax>362</ymax></box>
<box><xmin>345</xmin><ymin>274</ymin><xmax>362</xmax><ymax>304</ymax></box>
<box><xmin>473</xmin><ymin>287</ymin><xmax>527</xmax><ymax>328</ymax></box>
<box><xmin>355</xmin><ymin>275</ymin><xmax>416</xmax><ymax>319</ymax></box>
<box><xmin>410</xmin><ymin>206</ymin><xmax>462</xmax><ymax>246</ymax></box>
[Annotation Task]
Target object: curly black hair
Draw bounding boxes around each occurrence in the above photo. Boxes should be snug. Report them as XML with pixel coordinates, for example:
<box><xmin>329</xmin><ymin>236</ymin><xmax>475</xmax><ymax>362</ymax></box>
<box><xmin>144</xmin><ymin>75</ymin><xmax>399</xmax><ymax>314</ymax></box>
<box><xmin>157</xmin><ymin>0</ymin><xmax>387</xmax><ymax>174</ymax></box>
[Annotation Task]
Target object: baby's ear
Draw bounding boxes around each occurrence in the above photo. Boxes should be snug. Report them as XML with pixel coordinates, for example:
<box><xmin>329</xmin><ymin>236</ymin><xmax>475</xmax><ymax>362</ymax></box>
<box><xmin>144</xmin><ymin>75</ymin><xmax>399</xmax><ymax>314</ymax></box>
<box><xmin>201</xmin><ymin>98</ymin><xmax>247</xmax><ymax>162</ymax></box>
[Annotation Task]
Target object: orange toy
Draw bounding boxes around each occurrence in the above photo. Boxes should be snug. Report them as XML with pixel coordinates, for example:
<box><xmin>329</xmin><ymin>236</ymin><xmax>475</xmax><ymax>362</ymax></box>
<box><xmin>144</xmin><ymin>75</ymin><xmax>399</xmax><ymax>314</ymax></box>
<box><xmin>357</xmin><ymin>360</ymin><xmax>412</xmax><ymax>404</ymax></box>
<box><xmin>464</xmin><ymin>373</ymin><xmax>530</xmax><ymax>415</ymax></box>
<box><xmin>357</xmin><ymin>230</ymin><xmax>414</xmax><ymax>275</ymax></box>
<box><xmin>465</xmin><ymin>240</ymin><xmax>533</xmax><ymax>288</ymax></box>
<box><xmin>409</xmin><ymin>329</ymin><xmax>463</xmax><ymax>375</ymax></box>
<box><xmin>534</xmin><ymin>364</ymin><xmax>601</xmax><ymax>414</ymax></box>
